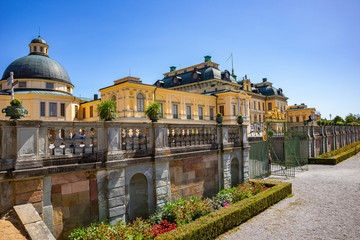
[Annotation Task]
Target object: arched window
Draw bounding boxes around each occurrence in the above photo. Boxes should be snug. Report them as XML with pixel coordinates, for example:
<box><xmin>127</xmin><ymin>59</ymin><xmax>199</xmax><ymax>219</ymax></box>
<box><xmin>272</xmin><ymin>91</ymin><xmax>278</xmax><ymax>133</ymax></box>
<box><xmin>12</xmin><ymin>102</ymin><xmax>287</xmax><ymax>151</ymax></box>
<box><xmin>137</xmin><ymin>93</ymin><xmax>145</xmax><ymax>112</ymax></box>
<box><xmin>111</xmin><ymin>95</ymin><xmax>117</xmax><ymax>111</ymax></box>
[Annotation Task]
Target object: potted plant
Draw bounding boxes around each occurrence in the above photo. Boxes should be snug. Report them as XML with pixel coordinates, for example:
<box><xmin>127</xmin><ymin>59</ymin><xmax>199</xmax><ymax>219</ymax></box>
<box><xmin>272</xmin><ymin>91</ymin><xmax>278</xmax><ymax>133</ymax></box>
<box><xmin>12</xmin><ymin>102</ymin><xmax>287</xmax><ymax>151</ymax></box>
<box><xmin>145</xmin><ymin>102</ymin><xmax>161</xmax><ymax>122</ymax></box>
<box><xmin>2</xmin><ymin>98</ymin><xmax>28</xmax><ymax>119</ymax></box>
<box><xmin>237</xmin><ymin>114</ymin><xmax>243</xmax><ymax>124</ymax></box>
<box><xmin>97</xmin><ymin>100</ymin><xmax>116</xmax><ymax>121</ymax></box>
<box><xmin>216</xmin><ymin>113</ymin><xmax>223</xmax><ymax>124</ymax></box>
<box><xmin>267</xmin><ymin>129</ymin><xmax>274</xmax><ymax>137</ymax></box>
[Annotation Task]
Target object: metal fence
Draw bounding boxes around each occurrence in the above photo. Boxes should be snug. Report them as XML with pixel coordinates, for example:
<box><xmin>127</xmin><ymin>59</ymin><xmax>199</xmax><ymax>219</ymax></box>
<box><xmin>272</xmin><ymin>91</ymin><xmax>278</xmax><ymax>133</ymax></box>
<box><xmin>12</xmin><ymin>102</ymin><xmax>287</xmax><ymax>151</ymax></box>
<box><xmin>249</xmin><ymin>121</ymin><xmax>309</xmax><ymax>179</ymax></box>
<box><xmin>249</xmin><ymin>141</ymin><xmax>269</xmax><ymax>179</ymax></box>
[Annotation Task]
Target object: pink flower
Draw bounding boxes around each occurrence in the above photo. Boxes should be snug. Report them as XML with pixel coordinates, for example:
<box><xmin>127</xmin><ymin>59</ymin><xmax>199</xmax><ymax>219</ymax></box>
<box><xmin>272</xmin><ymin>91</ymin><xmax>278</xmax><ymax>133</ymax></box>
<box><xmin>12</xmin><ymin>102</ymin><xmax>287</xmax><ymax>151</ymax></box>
<box><xmin>224</xmin><ymin>203</ymin><xmax>230</xmax><ymax>207</ymax></box>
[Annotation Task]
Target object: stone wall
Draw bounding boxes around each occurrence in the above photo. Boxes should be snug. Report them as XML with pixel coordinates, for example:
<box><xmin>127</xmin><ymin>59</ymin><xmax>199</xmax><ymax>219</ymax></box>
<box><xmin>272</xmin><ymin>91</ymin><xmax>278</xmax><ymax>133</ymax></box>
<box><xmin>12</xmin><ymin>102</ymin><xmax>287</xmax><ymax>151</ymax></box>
<box><xmin>50</xmin><ymin>172</ymin><xmax>98</xmax><ymax>239</ymax></box>
<box><xmin>170</xmin><ymin>154</ymin><xmax>218</xmax><ymax>200</ymax></box>
<box><xmin>308</xmin><ymin>125</ymin><xmax>360</xmax><ymax>157</ymax></box>
<box><xmin>0</xmin><ymin>120</ymin><xmax>251</xmax><ymax>239</ymax></box>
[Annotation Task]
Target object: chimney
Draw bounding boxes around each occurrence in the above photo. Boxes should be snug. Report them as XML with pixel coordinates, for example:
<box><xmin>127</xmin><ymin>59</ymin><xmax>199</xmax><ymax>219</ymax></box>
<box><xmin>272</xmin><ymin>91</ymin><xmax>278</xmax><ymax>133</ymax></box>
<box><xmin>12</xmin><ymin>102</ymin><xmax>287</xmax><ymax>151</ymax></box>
<box><xmin>170</xmin><ymin>66</ymin><xmax>176</xmax><ymax>72</ymax></box>
<box><xmin>262</xmin><ymin>78</ymin><xmax>267</xmax><ymax>82</ymax></box>
<box><xmin>204</xmin><ymin>55</ymin><xmax>211</xmax><ymax>62</ymax></box>
<box><xmin>94</xmin><ymin>94</ymin><xmax>98</xmax><ymax>100</ymax></box>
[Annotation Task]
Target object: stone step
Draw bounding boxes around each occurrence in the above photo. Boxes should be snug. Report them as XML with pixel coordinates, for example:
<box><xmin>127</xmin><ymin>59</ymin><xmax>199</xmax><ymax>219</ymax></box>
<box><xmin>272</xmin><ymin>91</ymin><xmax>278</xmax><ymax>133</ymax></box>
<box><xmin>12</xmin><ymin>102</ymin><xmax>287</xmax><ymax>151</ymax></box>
<box><xmin>13</xmin><ymin>203</ymin><xmax>55</xmax><ymax>240</ymax></box>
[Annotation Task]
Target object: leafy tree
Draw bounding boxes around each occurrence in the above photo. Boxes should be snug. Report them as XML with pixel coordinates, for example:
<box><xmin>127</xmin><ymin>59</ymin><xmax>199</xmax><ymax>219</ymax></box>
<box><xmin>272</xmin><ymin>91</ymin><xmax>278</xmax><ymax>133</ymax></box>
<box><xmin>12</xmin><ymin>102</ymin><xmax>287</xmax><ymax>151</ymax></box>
<box><xmin>332</xmin><ymin>115</ymin><xmax>344</xmax><ymax>124</ymax></box>
<box><xmin>345</xmin><ymin>115</ymin><xmax>355</xmax><ymax>124</ymax></box>
<box><xmin>97</xmin><ymin>100</ymin><xmax>116</xmax><ymax>121</ymax></box>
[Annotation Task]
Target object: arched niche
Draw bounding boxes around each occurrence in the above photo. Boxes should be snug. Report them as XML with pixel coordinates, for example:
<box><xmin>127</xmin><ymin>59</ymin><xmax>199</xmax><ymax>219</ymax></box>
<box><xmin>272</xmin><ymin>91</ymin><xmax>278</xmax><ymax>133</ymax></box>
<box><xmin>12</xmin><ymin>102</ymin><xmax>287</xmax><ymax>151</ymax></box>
<box><xmin>128</xmin><ymin>173</ymin><xmax>149</xmax><ymax>221</ymax></box>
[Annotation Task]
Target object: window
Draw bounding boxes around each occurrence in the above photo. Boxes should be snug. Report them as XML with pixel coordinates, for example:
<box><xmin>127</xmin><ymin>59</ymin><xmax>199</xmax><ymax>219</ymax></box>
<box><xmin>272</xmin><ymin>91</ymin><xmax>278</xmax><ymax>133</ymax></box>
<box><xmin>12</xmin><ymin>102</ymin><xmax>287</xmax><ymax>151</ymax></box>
<box><xmin>83</xmin><ymin>108</ymin><xmax>86</xmax><ymax>119</ymax></box>
<box><xmin>296</xmin><ymin>116</ymin><xmax>300</xmax><ymax>122</ymax></box>
<box><xmin>111</xmin><ymin>95</ymin><xmax>117</xmax><ymax>111</ymax></box>
<box><xmin>90</xmin><ymin>106</ymin><xmax>94</xmax><ymax>117</ymax></box>
<box><xmin>46</xmin><ymin>82</ymin><xmax>54</xmax><ymax>89</ymax></box>
<box><xmin>210</xmin><ymin>108</ymin><xmax>214</xmax><ymax>120</ymax></box>
<box><xmin>159</xmin><ymin>103</ymin><xmax>163</xmax><ymax>118</ymax></box>
<box><xmin>268</xmin><ymin>103</ymin><xmax>272</xmax><ymax>111</ymax></box>
<box><xmin>262</xmin><ymin>103</ymin><xmax>265</xmax><ymax>111</ymax></box>
<box><xmin>219</xmin><ymin>105</ymin><xmax>224</xmax><ymax>116</ymax></box>
<box><xmin>199</xmin><ymin>107</ymin><xmax>203</xmax><ymax>120</ymax></box>
<box><xmin>186</xmin><ymin>106</ymin><xmax>191</xmax><ymax>119</ymax></box>
<box><xmin>232</xmin><ymin>105</ymin><xmax>236</xmax><ymax>116</ymax></box>
<box><xmin>49</xmin><ymin>103</ymin><xmax>57</xmax><ymax>117</ymax></box>
<box><xmin>60</xmin><ymin>103</ymin><xmax>65</xmax><ymax>117</ymax></box>
<box><xmin>67</xmin><ymin>87</ymin><xmax>71</xmax><ymax>92</ymax></box>
<box><xmin>40</xmin><ymin>102</ymin><xmax>45</xmax><ymax>116</ymax></box>
<box><xmin>253</xmin><ymin>101</ymin><xmax>256</xmax><ymax>110</ymax></box>
<box><xmin>75</xmin><ymin>105</ymin><xmax>79</xmax><ymax>119</ymax></box>
<box><xmin>40</xmin><ymin>46</ymin><xmax>43</xmax><ymax>52</ymax></box>
<box><xmin>137</xmin><ymin>93</ymin><xmax>145</xmax><ymax>112</ymax></box>
<box><xmin>19</xmin><ymin>81</ymin><xmax>27</xmax><ymax>88</ymax></box>
<box><xmin>258</xmin><ymin>102</ymin><xmax>260</xmax><ymax>111</ymax></box>
<box><xmin>173</xmin><ymin>104</ymin><xmax>178</xmax><ymax>119</ymax></box>
<box><xmin>33</xmin><ymin>46</ymin><xmax>37</xmax><ymax>51</ymax></box>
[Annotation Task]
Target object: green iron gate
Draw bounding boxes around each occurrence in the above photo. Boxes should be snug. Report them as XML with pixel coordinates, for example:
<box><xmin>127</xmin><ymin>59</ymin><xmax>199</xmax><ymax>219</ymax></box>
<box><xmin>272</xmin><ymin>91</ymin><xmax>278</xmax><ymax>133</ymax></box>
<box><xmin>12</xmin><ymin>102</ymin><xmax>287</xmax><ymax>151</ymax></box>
<box><xmin>249</xmin><ymin>141</ymin><xmax>269</xmax><ymax>179</ymax></box>
<box><xmin>267</xmin><ymin>121</ymin><xmax>309</xmax><ymax>177</ymax></box>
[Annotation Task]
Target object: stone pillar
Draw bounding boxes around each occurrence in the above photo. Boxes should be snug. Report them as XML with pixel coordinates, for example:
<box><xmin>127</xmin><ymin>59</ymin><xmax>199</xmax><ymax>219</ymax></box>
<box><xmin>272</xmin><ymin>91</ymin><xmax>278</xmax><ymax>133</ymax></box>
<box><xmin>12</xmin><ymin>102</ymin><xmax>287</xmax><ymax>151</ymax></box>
<box><xmin>96</xmin><ymin>170</ymin><xmax>108</xmax><ymax>222</ymax></box>
<box><xmin>339</xmin><ymin>126</ymin><xmax>344</xmax><ymax>147</ymax></box>
<box><xmin>106</xmin><ymin>168</ymin><xmax>126</xmax><ymax>225</ymax></box>
<box><xmin>152</xmin><ymin>123</ymin><xmax>171</xmax><ymax>209</ymax></box>
<box><xmin>0</xmin><ymin>122</ymin><xmax>17</xmax><ymax>170</ymax></box>
<box><xmin>43</xmin><ymin>176</ymin><xmax>53</xmax><ymax>233</ymax></box>
<box><xmin>221</xmin><ymin>154</ymin><xmax>231</xmax><ymax>189</ymax></box>
<box><xmin>153</xmin><ymin>161</ymin><xmax>171</xmax><ymax>209</ymax></box>
<box><xmin>241</xmin><ymin>125</ymin><xmax>250</xmax><ymax>182</ymax></box>
<box><xmin>15</xmin><ymin>121</ymin><xmax>42</xmax><ymax>170</ymax></box>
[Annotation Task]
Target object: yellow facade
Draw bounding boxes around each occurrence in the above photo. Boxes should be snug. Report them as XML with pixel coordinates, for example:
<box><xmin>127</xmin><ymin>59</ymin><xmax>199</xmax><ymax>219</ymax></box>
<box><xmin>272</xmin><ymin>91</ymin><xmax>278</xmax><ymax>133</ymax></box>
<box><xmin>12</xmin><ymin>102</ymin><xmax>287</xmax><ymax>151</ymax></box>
<box><xmin>1</xmin><ymin>37</ymin><xmax>291</xmax><ymax>132</ymax></box>
<box><xmin>286</xmin><ymin>103</ymin><xmax>321</xmax><ymax>124</ymax></box>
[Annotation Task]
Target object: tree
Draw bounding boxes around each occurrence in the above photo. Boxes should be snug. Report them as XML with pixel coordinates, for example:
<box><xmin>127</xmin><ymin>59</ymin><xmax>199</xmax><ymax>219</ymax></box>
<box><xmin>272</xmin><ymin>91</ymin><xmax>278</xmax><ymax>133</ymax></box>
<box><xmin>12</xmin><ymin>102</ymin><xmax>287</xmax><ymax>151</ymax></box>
<box><xmin>332</xmin><ymin>115</ymin><xmax>344</xmax><ymax>124</ymax></box>
<box><xmin>97</xmin><ymin>100</ymin><xmax>116</xmax><ymax>121</ymax></box>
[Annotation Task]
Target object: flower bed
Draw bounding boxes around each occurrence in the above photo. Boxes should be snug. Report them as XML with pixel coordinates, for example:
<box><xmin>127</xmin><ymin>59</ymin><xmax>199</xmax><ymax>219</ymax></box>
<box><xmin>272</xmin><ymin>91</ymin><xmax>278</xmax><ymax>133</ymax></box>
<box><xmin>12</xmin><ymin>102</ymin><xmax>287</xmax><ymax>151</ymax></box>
<box><xmin>69</xmin><ymin>181</ymin><xmax>275</xmax><ymax>239</ymax></box>
<box><xmin>156</xmin><ymin>180</ymin><xmax>291</xmax><ymax>240</ymax></box>
<box><xmin>309</xmin><ymin>141</ymin><xmax>360</xmax><ymax>165</ymax></box>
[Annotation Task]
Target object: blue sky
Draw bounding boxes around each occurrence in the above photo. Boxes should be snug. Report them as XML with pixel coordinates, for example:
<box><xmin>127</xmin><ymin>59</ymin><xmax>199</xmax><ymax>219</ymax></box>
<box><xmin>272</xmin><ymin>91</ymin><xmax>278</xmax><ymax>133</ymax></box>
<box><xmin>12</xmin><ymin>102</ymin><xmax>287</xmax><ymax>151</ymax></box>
<box><xmin>1</xmin><ymin>0</ymin><xmax>359</xmax><ymax>119</ymax></box>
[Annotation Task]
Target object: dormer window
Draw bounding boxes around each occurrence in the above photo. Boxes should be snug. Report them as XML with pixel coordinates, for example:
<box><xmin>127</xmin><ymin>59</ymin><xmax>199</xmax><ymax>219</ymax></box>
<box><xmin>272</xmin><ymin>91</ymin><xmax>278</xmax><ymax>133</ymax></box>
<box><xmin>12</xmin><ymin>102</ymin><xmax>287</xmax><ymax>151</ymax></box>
<box><xmin>172</xmin><ymin>76</ymin><xmax>182</xmax><ymax>86</ymax></box>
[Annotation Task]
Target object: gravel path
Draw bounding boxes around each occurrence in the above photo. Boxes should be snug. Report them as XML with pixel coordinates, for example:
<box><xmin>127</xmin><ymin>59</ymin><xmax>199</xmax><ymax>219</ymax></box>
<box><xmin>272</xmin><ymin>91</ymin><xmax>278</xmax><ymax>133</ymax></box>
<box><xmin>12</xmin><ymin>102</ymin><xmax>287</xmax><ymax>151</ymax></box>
<box><xmin>218</xmin><ymin>153</ymin><xmax>360</xmax><ymax>240</ymax></box>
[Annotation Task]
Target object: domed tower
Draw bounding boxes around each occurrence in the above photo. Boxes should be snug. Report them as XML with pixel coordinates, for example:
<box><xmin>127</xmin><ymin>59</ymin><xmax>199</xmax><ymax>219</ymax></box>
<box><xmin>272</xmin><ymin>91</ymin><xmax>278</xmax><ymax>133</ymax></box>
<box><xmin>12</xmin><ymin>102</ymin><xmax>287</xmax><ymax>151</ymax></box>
<box><xmin>0</xmin><ymin>36</ymin><xmax>79</xmax><ymax>120</ymax></box>
<box><xmin>1</xmin><ymin>36</ymin><xmax>73</xmax><ymax>93</ymax></box>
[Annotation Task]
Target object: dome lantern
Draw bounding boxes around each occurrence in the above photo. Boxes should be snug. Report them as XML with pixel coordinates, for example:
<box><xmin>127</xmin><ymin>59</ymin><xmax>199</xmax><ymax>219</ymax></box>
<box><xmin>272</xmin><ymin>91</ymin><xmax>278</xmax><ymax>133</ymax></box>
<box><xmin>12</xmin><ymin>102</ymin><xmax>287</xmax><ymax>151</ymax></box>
<box><xmin>29</xmin><ymin>36</ymin><xmax>49</xmax><ymax>56</ymax></box>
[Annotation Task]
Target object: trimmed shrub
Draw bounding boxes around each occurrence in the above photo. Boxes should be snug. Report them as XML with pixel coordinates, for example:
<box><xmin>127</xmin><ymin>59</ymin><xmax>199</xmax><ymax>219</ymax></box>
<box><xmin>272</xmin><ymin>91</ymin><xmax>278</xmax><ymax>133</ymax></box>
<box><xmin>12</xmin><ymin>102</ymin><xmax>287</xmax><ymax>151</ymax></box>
<box><xmin>309</xmin><ymin>141</ymin><xmax>360</xmax><ymax>165</ymax></box>
<box><xmin>156</xmin><ymin>180</ymin><xmax>291</xmax><ymax>240</ymax></box>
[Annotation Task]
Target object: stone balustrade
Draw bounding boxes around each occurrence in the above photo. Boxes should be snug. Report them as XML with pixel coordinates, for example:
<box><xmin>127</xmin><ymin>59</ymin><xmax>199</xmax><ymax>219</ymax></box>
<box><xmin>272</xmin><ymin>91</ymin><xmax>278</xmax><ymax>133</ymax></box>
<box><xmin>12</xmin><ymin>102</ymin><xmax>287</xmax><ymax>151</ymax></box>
<box><xmin>308</xmin><ymin>125</ymin><xmax>360</xmax><ymax>157</ymax></box>
<box><xmin>0</xmin><ymin>119</ymin><xmax>250</xmax><ymax>238</ymax></box>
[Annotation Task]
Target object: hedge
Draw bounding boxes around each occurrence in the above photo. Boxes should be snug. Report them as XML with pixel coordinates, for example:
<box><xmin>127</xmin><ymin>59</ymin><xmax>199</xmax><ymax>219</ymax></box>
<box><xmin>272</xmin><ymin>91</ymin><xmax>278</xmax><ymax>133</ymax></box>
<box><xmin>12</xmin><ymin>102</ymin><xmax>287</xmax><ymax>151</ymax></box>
<box><xmin>309</xmin><ymin>145</ymin><xmax>360</xmax><ymax>165</ymax></box>
<box><xmin>156</xmin><ymin>180</ymin><xmax>292</xmax><ymax>240</ymax></box>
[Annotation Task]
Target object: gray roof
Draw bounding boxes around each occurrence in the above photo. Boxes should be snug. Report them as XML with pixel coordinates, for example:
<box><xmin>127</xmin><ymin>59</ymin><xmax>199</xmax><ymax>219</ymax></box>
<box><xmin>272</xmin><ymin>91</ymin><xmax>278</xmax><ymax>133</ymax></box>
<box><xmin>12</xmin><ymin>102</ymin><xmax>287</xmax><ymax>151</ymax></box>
<box><xmin>160</xmin><ymin>66</ymin><xmax>237</xmax><ymax>88</ymax></box>
<box><xmin>257</xmin><ymin>85</ymin><xmax>285</xmax><ymax>97</ymax></box>
<box><xmin>31</xmin><ymin>36</ymin><xmax>47</xmax><ymax>45</ymax></box>
<box><xmin>1</xmin><ymin>54</ymin><xmax>72</xmax><ymax>85</ymax></box>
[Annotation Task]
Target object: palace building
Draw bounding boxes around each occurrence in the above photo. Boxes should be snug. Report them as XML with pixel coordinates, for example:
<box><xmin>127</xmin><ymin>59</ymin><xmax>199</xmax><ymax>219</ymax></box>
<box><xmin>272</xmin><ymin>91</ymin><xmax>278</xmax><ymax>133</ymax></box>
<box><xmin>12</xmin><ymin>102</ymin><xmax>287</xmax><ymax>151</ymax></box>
<box><xmin>1</xmin><ymin>37</ymin><xmax>289</xmax><ymax>132</ymax></box>
<box><xmin>0</xmin><ymin>36</ymin><xmax>83</xmax><ymax>120</ymax></box>
<box><xmin>286</xmin><ymin>103</ymin><xmax>321</xmax><ymax>124</ymax></box>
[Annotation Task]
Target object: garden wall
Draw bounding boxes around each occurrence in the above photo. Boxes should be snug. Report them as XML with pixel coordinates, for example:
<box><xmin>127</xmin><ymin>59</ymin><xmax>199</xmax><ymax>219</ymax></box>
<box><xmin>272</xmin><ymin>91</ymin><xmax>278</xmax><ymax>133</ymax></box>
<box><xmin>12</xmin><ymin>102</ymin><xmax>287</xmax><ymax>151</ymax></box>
<box><xmin>0</xmin><ymin>120</ymin><xmax>250</xmax><ymax>240</ymax></box>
